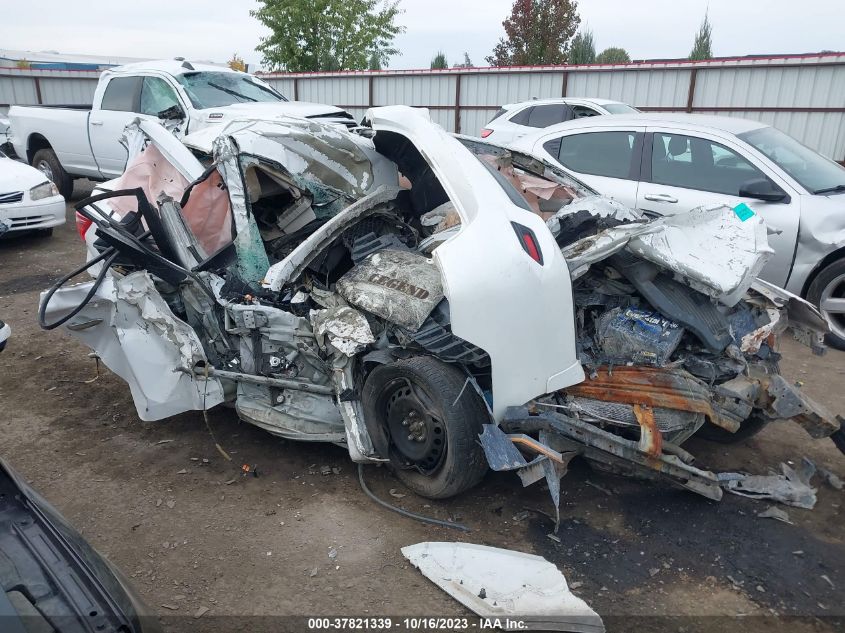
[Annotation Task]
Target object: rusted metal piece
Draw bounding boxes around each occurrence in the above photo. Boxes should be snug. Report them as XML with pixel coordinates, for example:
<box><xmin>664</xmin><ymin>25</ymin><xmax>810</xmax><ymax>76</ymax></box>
<box><xmin>509</xmin><ymin>434</ymin><xmax>569</xmax><ymax>464</ymax></box>
<box><xmin>755</xmin><ymin>372</ymin><xmax>840</xmax><ymax>438</ymax></box>
<box><xmin>564</xmin><ymin>366</ymin><xmax>741</xmax><ymax>433</ymax></box>
<box><xmin>501</xmin><ymin>407</ymin><xmax>723</xmax><ymax>501</ymax></box>
<box><xmin>633</xmin><ymin>404</ymin><xmax>662</xmax><ymax>458</ymax></box>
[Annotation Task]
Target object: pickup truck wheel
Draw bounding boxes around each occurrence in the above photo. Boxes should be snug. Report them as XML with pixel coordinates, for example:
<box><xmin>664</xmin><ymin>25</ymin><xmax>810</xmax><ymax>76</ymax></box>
<box><xmin>31</xmin><ymin>149</ymin><xmax>73</xmax><ymax>199</ymax></box>
<box><xmin>362</xmin><ymin>356</ymin><xmax>489</xmax><ymax>499</ymax></box>
<box><xmin>807</xmin><ymin>259</ymin><xmax>845</xmax><ymax>351</ymax></box>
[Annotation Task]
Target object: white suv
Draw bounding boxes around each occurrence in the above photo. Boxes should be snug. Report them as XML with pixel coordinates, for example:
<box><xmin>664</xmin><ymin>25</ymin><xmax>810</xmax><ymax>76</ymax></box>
<box><xmin>480</xmin><ymin>98</ymin><xmax>638</xmax><ymax>144</ymax></box>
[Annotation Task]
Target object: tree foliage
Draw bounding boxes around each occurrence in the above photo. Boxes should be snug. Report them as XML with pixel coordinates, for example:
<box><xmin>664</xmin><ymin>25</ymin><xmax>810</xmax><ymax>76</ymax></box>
<box><xmin>595</xmin><ymin>47</ymin><xmax>630</xmax><ymax>64</ymax></box>
<box><xmin>568</xmin><ymin>29</ymin><xmax>595</xmax><ymax>65</ymax></box>
<box><xmin>431</xmin><ymin>51</ymin><xmax>448</xmax><ymax>69</ymax></box>
<box><xmin>227</xmin><ymin>53</ymin><xmax>246</xmax><ymax>72</ymax></box>
<box><xmin>251</xmin><ymin>0</ymin><xmax>404</xmax><ymax>72</ymax></box>
<box><xmin>486</xmin><ymin>0</ymin><xmax>580</xmax><ymax>66</ymax></box>
<box><xmin>689</xmin><ymin>11</ymin><xmax>713</xmax><ymax>60</ymax></box>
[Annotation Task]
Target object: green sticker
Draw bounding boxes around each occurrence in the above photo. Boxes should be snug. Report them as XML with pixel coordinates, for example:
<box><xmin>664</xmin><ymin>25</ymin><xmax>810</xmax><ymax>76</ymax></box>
<box><xmin>733</xmin><ymin>202</ymin><xmax>755</xmax><ymax>222</ymax></box>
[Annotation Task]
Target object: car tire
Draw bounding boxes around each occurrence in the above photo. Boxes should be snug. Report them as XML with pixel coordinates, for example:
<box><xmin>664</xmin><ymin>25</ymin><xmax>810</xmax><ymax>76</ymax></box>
<box><xmin>696</xmin><ymin>412</ymin><xmax>769</xmax><ymax>443</ymax></box>
<box><xmin>31</xmin><ymin>148</ymin><xmax>73</xmax><ymax>199</ymax></box>
<box><xmin>807</xmin><ymin>258</ymin><xmax>845</xmax><ymax>351</ymax></box>
<box><xmin>38</xmin><ymin>228</ymin><xmax>54</xmax><ymax>237</ymax></box>
<box><xmin>362</xmin><ymin>356</ymin><xmax>489</xmax><ymax>499</ymax></box>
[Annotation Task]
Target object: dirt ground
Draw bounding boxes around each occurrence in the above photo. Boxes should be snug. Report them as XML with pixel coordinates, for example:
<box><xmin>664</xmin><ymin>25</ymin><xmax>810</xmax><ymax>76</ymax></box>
<box><xmin>1</xmin><ymin>184</ymin><xmax>844</xmax><ymax>632</ymax></box>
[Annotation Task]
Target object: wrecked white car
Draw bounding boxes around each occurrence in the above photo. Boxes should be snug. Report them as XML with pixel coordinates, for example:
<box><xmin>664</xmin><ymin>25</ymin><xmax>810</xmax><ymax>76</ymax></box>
<box><xmin>39</xmin><ymin>106</ymin><xmax>844</xmax><ymax>507</ymax></box>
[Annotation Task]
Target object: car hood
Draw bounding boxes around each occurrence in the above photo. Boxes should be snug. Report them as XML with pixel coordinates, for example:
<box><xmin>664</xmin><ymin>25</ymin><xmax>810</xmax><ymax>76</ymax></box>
<box><xmin>0</xmin><ymin>457</ymin><xmax>160</xmax><ymax>633</ymax></box>
<box><xmin>0</xmin><ymin>157</ymin><xmax>48</xmax><ymax>191</ymax></box>
<box><xmin>195</xmin><ymin>101</ymin><xmax>351</xmax><ymax>128</ymax></box>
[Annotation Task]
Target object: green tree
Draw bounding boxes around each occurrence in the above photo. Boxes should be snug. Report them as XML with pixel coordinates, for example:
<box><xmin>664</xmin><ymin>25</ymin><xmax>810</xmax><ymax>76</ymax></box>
<box><xmin>251</xmin><ymin>0</ymin><xmax>404</xmax><ymax>72</ymax></box>
<box><xmin>689</xmin><ymin>11</ymin><xmax>713</xmax><ymax>60</ymax></box>
<box><xmin>368</xmin><ymin>51</ymin><xmax>383</xmax><ymax>70</ymax></box>
<box><xmin>568</xmin><ymin>29</ymin><xmax>595</xmax><ymax>65</ymax></box>
<box><xmin>431</xmin><ymin>51</ymin><xmax>448</xmax><ymax>69</ymax></box>
<box><xmin>486</xmin><ymin>0</ymin><xmax>580</xmax><ymax>66</ymax></box>
<box><xmin>595</xmin><ymin>47</ymin><xmax>630</xmax><ymax>64</ymax></box>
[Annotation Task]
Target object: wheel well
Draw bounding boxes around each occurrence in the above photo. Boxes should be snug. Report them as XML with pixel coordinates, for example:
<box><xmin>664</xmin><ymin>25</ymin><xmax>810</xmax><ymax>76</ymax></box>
<box><xmin>26</xmin><ymin>134</ymin><xmax>52</xmax><ymax>164</ymax></box>
<box><xmin>801</xmin><ymin>246</ymin><xmax>845</xmax><ymax>298</ymax></box>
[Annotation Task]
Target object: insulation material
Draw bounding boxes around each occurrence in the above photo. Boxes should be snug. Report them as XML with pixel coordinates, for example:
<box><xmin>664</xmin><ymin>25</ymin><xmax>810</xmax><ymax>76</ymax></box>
<box><xmin>310</xmin><ymin>306</ymin><xmax>375</xmax><ymax>357</ymax></box>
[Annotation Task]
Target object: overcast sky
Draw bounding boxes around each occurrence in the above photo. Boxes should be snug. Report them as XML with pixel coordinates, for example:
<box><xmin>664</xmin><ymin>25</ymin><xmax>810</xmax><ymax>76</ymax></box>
<box><xmin>1</xmin><ymin>0</ymin><xmax>842</xmax><ymax>71</ymax></box>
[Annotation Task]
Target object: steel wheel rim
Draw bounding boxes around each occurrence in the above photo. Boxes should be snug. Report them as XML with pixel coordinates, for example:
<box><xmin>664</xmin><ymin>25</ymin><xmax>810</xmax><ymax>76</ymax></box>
<box><xmin>383</xmin><ymin>377</ymin><xmax>446</xmax><ymax>474</ymax></box>
<box><xmin>36</xmin><ymin>159</ymin><xmax>54</xmax><ymax>183</ymax></box>
<box><xmin>819</xmin><ymin>272</ymin><xmax>845</xmax><ymax>341</ymax></box>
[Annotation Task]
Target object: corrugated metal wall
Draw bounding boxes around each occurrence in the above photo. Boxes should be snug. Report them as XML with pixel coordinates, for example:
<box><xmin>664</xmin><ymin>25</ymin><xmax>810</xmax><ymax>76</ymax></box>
<box><xmin>0</xmin><ymin>68</ymin><xmax>99</xmax><ymax>115</ymax></box>
<box><xmin>261</xmin><ymin>54</ymin><xmax>845</xmax><ymax>161</ymax></box>
<box><xmin>2</xmin><ymin>54</ymin><xmax>844</xmax><ymax>160</ymax></box>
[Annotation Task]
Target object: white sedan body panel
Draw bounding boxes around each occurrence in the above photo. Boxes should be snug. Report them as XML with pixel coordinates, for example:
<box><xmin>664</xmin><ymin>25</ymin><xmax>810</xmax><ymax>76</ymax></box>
<box><xmin>0</xmin><ymin>156</ymin><xmax>66</xmax><ymax>231</ymax></box>
<box><xmin>362</xmin><ymin>106</ymin><xmax>584</xmax><ymax>419</ymax></box>
<box><xmin>40</xmin><ymin>272</ymin><xmax>224</xmax><ymax>421</ymax></box>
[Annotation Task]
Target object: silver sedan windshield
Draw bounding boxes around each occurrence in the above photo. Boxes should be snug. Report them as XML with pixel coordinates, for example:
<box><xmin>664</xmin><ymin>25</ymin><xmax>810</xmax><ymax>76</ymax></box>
<box><xmin>739</xmin><ymin>126</ymin><xmax>845</xmax><ymax>194</ymax></box>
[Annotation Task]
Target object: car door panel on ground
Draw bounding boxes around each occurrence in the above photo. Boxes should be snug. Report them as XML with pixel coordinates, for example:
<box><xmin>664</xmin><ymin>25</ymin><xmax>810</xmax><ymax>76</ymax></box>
<box><xmin>637</xmin><ymin>128</ymin><xmax>800</xmax><ymax>287</ymax></box>
<box><xmin>537</xmin><ymin>127</ymin><xmax>645</xmax><ymax>207</ymax></box>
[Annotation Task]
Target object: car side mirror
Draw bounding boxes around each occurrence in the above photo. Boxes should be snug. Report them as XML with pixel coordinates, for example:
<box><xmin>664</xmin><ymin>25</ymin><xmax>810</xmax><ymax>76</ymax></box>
<box><xmin>157</xmin><ymin>104</ymin><xmax>186</xmax><ymax>121</ymax></box>
<box><xmin>739</xmin><ymin>178</ymin><xmax>789</xmax><ymax>203</ymax></box>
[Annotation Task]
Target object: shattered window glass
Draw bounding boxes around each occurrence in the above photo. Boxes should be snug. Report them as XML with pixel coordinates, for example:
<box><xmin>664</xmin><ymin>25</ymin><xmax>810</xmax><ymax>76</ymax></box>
<box><xmin>140</xmin><ymin>77</ymin><xmax>181</xmax><ymax>117</ymax></box>
<box><xmin>177</xmin><ymin>72</ymin><xmax>286</xmax><ymax>109</ymax></box>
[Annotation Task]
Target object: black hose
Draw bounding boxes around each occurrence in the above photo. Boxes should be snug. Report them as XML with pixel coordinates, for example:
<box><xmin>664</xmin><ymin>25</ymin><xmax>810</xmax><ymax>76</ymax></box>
<box><xmin>38</xmin><ymin>248</ymin><xmax>118</xmax><ymax>330</ymax></box>
<box><xmin>357</xmin><ymin>464</ymin><xmax>470</xmax><ymax>533</ymax></box>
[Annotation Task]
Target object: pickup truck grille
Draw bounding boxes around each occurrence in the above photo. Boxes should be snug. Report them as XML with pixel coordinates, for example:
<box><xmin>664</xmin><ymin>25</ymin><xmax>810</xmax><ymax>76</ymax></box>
<box><xmin>0</xmin><ymin>191</ymin><xmax>24</xmax><ymax>204</ymax></box>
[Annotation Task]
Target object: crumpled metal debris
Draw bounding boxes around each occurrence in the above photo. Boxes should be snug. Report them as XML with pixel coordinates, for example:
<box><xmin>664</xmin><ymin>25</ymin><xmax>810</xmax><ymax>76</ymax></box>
<box><xmin>402</xmin><ymin>542</ymin><xmax>604</xmax><ymax>633</ymax></box>
<box><xmin>310</xmin><ymin>306</ymin><xmax>375</xmax><ymax>357</ymax></box>
<box><xmin>719</xmin><ymin>459</ymin><xmax>817</xmax><ymax>509</ymax></box>
<box><xmin>757</xmin><ymin>505</ymin><xmax>793</xmax><ymax>524</ymax></box>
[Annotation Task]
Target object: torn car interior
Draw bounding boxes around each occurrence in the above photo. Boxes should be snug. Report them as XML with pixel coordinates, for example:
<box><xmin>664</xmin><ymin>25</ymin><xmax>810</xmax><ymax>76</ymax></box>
<box><xmin>39</xmin><ymin>106</ymin><xmax>844</xmax><ymax>508</ymax></box>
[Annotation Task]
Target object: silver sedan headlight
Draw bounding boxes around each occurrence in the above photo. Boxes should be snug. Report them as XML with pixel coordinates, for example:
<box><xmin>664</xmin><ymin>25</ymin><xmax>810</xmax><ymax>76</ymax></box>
<box><xmin>30</xmin><ymin>181</ymin><xmax>59</xmax><ymax>201</ymax></box>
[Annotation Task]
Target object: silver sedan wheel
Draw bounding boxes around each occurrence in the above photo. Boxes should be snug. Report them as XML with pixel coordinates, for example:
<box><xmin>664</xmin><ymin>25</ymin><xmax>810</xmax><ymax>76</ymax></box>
<box><xmin>36</xmin><ymin>159</ymin><xmax>54</xmax><ymax>183</ymax></box>
<box><xmin>819</xmin><ymin>272</ymin><xmax>845</xmax><ymax>342</ymax></box>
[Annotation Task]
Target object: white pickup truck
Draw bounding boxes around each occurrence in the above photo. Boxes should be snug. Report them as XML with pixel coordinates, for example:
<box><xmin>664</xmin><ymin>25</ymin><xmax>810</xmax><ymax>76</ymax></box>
<box><xmin>7</xmin><ymin>59</ymin><xmax>353</xmax><ymax>197</ymax></box>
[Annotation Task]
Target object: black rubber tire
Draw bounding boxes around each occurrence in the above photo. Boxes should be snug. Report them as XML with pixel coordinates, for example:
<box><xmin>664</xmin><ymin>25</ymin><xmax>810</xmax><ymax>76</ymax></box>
<box><xmin>31</xmin><ymin>148</ymin><xmax>73</xmax><ymax>199</ymax></box>
<box><xmin>807</xmin><ymin>258</ymin><xmax>845</xmax><ymax>351</ymax></box>
<box><xmin>362</xmin><ymin>356</ymin><xmax>489</xmax><ymax>499</ymax></box>
<box><xmin>38</xmin><ymin>228</ymin><xmax>54</xmax><ymax>237</ymax></box>
<box><xmin>696</xmin><ymin>412</ymin><xmax>770</xmax><ymax>444</ymax></box>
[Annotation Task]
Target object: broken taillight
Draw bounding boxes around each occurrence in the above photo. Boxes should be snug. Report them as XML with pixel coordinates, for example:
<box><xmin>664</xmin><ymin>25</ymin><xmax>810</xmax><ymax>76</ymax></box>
<box><xmin>480</xmin><ymin>128</ymin><xmax>493</xmax><ymax>138</ymax></box>
<box><xmin>511</xmin><ymin>222</ymin><xmax>544</xmax><ymax>265</ymax></box>
<box><xmin>75</xmin><ymin>211</ymin><xmax>93</xmax><ymax>240</ymax></box>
